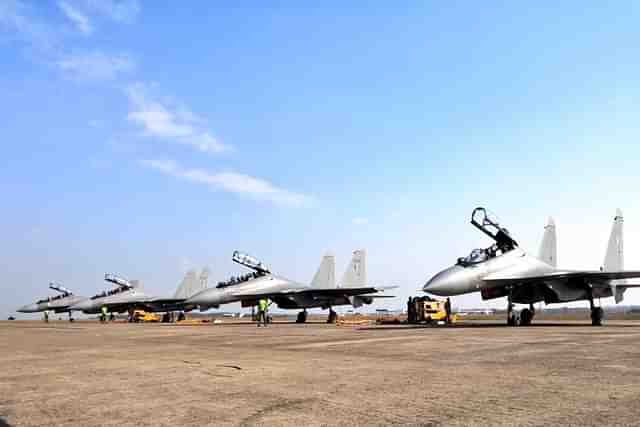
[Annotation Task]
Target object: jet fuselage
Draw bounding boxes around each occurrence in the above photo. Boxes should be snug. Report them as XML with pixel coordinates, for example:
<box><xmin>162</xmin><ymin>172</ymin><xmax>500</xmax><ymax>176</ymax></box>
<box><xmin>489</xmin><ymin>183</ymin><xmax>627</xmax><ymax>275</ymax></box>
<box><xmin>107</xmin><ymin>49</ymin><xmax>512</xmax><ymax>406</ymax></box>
<box><xmin>424</xmin><ymin>248</ymin><xmax>614</xmax><ymax>304</ymax></box>
<box><xmin>70</xmin><ymin>288</ymin><xmax>154</xmax><ymax>314</ymax></box>
<box><xmin>186</xmin><ymin>275</ymin><xmax>307</xmax><ymax>308</ymax></box>
<box><xmin>425</xmin><ymin>249</ymin><xmax>552</xmax><ymax>295</ymax></box>
<box><xmin>18</xmin><ymin>295</ymin><xmax>87</xmax><ymax>313</ymax></box>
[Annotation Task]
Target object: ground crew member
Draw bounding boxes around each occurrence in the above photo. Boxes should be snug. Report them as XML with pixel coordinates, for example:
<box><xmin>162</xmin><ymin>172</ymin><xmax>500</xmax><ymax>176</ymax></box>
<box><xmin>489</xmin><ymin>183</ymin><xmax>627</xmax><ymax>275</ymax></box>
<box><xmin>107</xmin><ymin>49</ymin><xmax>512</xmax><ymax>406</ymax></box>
<box><xmin>445</xmin><ymin>297</ymin><xmax>452</xmax><ymax>324</ymax></box>
<box><xmin>44</xmin><ymin>311</ymin><xmax>49</xmax><ymax>323</ymax></box>
<box><xmin>257</xmin><ymin>298</ymin><xmax>269</xmax><ymax>327</ymax></box>
<box><xmin>407</xmin><ymin>297</ymin><xmax>415</xmax><ymax>324</ymax></box>
<box><xmin>100</xmin><ymin>306</ymin><xmax>108</xmax><ymax>323</ymax></box>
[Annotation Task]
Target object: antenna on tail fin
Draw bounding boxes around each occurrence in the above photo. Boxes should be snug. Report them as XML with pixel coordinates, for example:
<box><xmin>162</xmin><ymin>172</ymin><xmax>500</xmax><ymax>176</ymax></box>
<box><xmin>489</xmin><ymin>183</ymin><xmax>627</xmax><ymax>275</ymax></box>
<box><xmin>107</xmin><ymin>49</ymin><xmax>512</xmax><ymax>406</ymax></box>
<box><xmin>310</xmin><ymin>254</ymin><xmax>335</xmax><ymax>289</ymax></box>
<box><xmin>538</xmin><ymin>217</ymin><xmax>557</xmax><ymax>267</ymax></box>
<box><xmin>341</xmin><ymin>249</ymin><xmax>367</xmax><ymax>288</ymax></box>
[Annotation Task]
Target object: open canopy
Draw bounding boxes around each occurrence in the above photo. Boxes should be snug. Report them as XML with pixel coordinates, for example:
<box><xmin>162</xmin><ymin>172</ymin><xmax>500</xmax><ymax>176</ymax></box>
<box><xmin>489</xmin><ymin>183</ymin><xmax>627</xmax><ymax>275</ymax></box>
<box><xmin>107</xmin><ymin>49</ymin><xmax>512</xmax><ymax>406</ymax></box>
<box><xmin>471</xmin><ymin>207</ymin><xmax>518</xmax><ymax>251</ymax></box>
<box><xmin>49</xmin><ymin>282</ymin><xmax>72</xmax><ymax>296</ymax></box>
<box><xmin>457</xmin><ymin>207</ymin><xmax>519</xmax><ymax>267</ymax></box>
<box><xmin>232</xmin><ymin>251</ymin><xmax>271</xmax><ymax>274</ymax></box>
<box><xmin>104</xmin><ymin>273</ymin><xmax>133</xmax><ymax>289</ymax></box>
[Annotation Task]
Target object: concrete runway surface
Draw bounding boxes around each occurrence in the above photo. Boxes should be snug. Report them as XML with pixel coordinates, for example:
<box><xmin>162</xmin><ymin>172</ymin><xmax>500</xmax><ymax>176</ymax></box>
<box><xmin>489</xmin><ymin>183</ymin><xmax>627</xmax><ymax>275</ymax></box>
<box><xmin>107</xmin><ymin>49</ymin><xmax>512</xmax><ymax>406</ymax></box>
<box><xmin>2</xmin><ymin>320</ymin><xmax>640</xmax><ymax>426</ymax></box>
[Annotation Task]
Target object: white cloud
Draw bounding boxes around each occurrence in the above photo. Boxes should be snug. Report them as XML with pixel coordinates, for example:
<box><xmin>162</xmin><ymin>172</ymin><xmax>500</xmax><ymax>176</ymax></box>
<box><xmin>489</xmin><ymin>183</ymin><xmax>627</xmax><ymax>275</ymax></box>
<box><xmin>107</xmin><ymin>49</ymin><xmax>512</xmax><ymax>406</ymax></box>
<box><xmin>57</xmin><ymin>1</ymin><xmax>92</xmax><ymax>34</ymax></box>
<box><xmin>57</xmin><ymin>51</ymin><xmax>135</xmax><ymax>80</ymax></box>
<box><xmin>142</xmin><ymin>159</ymin><xmax>313</xmax><ymax>208</ymax></box>
<box><xmin>86</xmin><ymin>0</ymin><xmax>140</xmax><ymax>24</ymax></box>
<box><xmin>352</xmin><ymin>217</ymin><xmax>369</xmax><ymax>225</ymax></box>
<box><xmin>126</xmin><ymin>84</ymin><xmax>229</xmax><ymax>153</ymax></box>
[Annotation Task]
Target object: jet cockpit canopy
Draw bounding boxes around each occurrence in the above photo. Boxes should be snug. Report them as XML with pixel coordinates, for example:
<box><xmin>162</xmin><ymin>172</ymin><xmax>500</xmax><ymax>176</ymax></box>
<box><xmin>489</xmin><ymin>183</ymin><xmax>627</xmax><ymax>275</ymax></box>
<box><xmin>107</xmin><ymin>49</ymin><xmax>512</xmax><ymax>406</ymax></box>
<box><xmin>216</xmin><ymin>271</ymin><xmax>265</xmax><ymax>288</ymax></box>
<box><xmin>459</xmin><ymin>248</ymin><xmax>489</xmax><ymax>265</ymax></box>
<box><xmin>232</xmin><ymin>251</ymin><xmax>270</xmax><ymax>274</ymax></box>
<box><xmin>457</xmin><ymin>208</ymin><xmax>519</xmax><ymax>267</ymax></box>
<box><xmin>104</xmin><ymin>273</ymin><xmax>133</xmax><ymax>289</ymax></box>
<box><xmin>471</xmin><ymin>207</ymin><xmax>518</xmax><ymax>252</ymax></box>
<box><xmin>49</xmin><ymin>281</ymin><xmax>72</xmax><ymax>296</ymax></box>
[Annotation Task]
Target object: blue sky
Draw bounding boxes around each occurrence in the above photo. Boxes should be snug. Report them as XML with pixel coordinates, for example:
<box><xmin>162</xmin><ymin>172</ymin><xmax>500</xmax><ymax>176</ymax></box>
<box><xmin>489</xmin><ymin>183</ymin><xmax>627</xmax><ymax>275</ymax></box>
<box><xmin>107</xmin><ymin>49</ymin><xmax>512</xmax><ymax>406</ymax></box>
<box><xmin>2</xmin><ymin>1</ymin><xmax>640</xmax><ymax>318</ymax></box>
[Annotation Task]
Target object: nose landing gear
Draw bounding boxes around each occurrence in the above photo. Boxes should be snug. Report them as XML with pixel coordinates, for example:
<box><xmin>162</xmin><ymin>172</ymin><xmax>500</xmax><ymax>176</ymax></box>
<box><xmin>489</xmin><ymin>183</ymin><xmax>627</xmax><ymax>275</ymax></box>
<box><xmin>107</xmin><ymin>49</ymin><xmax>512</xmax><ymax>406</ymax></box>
<box><xmin>589</xmin><ymin>294</ymin><xmax>604</xmax><ymax>326</ymax></box>
<box><xmin>506</xmin><ymin>287</ymin><xmax>536</xmax><ymax>326</ymax></box>
<box><xmin>326</xmin><ymin>308</ymin><xmax>337</xmax><ymax>324</ymax></box>
<box><xmin>296</xmin><ymin>309</ymin><xmax>308</xmax><ymax>323</ymax></box>
<box><xmin>519</xmin><ymin>305</ymin><xmax>535</xmax><ymax>326</ymax></box>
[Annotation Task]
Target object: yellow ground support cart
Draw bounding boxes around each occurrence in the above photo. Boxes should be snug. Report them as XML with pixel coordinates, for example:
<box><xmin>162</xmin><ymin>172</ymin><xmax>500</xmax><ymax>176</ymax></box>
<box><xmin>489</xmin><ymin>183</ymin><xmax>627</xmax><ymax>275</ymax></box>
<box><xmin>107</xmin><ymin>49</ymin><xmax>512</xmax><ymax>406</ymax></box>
<box><xmin>132</xmin><ymin>310</ymin><xmax>160</xmax><ymax>323</ymax></box>
<box><xmin>408</xmin><ymin>296</ymin><xmax>457</xmax><ymax>324</ymax></box>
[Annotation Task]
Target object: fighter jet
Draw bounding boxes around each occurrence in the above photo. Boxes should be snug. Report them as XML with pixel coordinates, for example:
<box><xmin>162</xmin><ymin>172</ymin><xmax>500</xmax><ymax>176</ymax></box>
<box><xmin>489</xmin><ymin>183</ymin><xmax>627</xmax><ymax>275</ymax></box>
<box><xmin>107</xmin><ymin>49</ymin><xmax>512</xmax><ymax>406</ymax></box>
<box><xmin>70</xmin><ymin>269</ymin><xmax>209</xmax><ymax>315</ymax></box>
<box><xmin>186</xmin><ymin>250</ymin><xmax>395</xmax><ymax>323</ymax></box>
<box><xmin>423</xmin><ymin>207</ymin><xmax>640</xmax><ymax>326</ymax></box>
<box><xmin>17</xmin><ymin>282</ymin><xmax>87</xmax><ymax>321</ymax></box>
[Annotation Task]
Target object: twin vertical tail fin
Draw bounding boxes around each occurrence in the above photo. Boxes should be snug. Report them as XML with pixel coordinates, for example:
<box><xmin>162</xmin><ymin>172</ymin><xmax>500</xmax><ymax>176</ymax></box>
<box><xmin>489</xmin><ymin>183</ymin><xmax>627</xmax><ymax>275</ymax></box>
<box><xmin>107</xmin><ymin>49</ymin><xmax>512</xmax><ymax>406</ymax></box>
<box><xmin>199</xmin><ymin>268</ymin><xmax>210</xmax><ymax>290</ymax></box>
<box><xmin>174</xmin><ymin>268</ymin><xmax>209</xmax><ymax>299</ymax></box>
<box><xmin>603</xmin><ymin>209</ymin><xmax>625</xmax><ymax>303</ymax></box>
<box><xmin>603</xmin><ymin>209</ymin><xmax>624</xmax><ymax>271</ymax></box>
<box><xmin>341</xmin><ymin>249</ymin><xmax>367</xmax><ymax>288</ymax></box>
<box><xmin>310</xmin><ymin>254</ymin><xmax>336</xmax><ymax>289</ymax></box>
<box><xmin>538</xmin><ymin>217</ymin><xmax>557</xmax><ymax>267</ymax></box>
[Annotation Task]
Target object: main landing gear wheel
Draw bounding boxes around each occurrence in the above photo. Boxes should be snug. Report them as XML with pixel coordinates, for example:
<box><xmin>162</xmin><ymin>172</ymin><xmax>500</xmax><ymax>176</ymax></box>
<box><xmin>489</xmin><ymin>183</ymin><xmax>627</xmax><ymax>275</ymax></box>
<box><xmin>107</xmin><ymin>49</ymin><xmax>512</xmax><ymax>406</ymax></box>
<box><xmin>327</xmin><ymin>309</ymin><xmax>337</xmax><ymax>324</ymax></box>
<box><xmin>296</xmin><ymin>310</ymin><xmax>307</xmax><ymax>324</ymax></box>
<box><xmin>589</xmin><ymin>292</ymin><xmax>604</xmax><ymax>326</ymax></box>
<box><xmin>520</xmin><ymin>308</ymin><xmax>533</xmax><ymax>326</ymax></box>
<box><xmin>591</xmin><ymin>307</ymin><xmax>604</xmax><ymax>326</ymax></box>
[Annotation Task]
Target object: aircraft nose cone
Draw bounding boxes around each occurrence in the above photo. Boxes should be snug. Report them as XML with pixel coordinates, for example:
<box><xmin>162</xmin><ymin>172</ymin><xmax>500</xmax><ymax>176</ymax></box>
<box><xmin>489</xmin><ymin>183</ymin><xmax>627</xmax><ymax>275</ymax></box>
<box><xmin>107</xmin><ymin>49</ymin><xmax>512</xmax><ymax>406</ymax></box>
<box><xmin>17</xmin><ymin>304</ymin><xmax>38</xmax><ymax>313</ymax></box>
<box><xmin>424</xmin><ymin>266</ymin><xmax>461</xmax><ymax>296</ymax></box>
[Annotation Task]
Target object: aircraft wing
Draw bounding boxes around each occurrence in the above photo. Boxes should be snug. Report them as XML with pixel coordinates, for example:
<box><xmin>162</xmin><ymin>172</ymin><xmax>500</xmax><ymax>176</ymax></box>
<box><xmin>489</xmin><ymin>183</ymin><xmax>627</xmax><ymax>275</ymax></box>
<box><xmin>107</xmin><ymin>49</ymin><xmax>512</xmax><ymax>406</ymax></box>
<box><xmin>482</xmin><ymin>271</ymin><xmax>640</xmax><ymax>286</ymax></box>
<box><xmin>232</xmin><ymin>286</ymin><xmax>397</xmax><ymax>300</ymax></box>
<box><xmin>298</xmin><ymin>286</ymin><xmax>397</xmax><ymax>298</ymax></box>
<box><xmin>97</xmin><ymin>294</ymin><xmax>164</xmax><ymax>312</ymax></box>
<box><xmin>145</xmin><ymin>297</ymin><xmax>186</xmax><ymax>304</ymax></box>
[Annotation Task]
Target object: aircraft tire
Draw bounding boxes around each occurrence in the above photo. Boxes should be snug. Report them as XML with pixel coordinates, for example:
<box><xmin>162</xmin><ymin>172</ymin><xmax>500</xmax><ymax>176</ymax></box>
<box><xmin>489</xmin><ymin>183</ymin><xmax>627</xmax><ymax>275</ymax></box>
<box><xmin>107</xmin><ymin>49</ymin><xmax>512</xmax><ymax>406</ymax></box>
<box><xmin>327</xmin><ymin>310</ymin><xmax>337</xmax><ymax>324</ymax></box>
<box><xmin>296</xmin><ymin>311</ymin><xmax>307</xmax><ymax>323</ymax></box>
<box><xmin>520</xmin><ymin>309</ymin><xmax>533</xmax><ymax>326</ymax></box>
<box><xmin>591</xmin><ymin>307</ymin><xmax>604</xmax><ymax>326</ymax></box>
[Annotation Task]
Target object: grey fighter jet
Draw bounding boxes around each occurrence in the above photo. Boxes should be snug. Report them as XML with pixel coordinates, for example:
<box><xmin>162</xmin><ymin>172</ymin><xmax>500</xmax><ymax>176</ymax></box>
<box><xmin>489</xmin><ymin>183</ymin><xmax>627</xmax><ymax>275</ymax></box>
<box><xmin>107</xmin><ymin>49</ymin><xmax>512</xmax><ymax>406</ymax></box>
<box><xmin>186</xmin><ymin>250</ymin><xmax>395</xmax><ymax>323</ymax></box>
<box><xmin>70</xmin><ymin>269</ymin><xmax>208</xmax><ymax>316</ymax></box>
<box><xmin>423</xmin><ymin>207</ymin><xmax>640</xmax><ymax>326</ymax></box>
<box><xmin>17</xmin><ymin>282</ymin><xmax>87</xmax><ymax>321</ymax></box>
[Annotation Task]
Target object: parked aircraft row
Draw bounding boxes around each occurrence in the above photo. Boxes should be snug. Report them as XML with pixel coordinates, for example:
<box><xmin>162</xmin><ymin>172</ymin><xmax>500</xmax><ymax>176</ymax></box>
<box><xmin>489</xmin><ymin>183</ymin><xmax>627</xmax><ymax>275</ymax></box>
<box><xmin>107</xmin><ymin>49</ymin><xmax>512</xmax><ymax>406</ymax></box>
<box><xmin>17</xmin><ymin>250</ymin><xmax>395</xmax><ymax>323</ymax></box>
<box><xmin>18</xmin><ymin>207</ymin><xmax>640</xmax><ymax>327</ymax></box>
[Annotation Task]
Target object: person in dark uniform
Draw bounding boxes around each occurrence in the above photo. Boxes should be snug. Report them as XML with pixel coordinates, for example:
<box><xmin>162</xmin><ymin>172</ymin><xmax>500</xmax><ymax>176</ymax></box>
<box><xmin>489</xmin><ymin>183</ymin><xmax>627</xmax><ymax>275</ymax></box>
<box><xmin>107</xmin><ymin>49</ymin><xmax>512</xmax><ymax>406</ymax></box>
<box><xmin>445</xmin><ymin>297</ymin><xmax>452</xmax><ymax>324</ymax></box>
<box><xmin>407</xmin><ymin>297</ymin><xmax>415</xmax><ymax>324</ymax></box>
